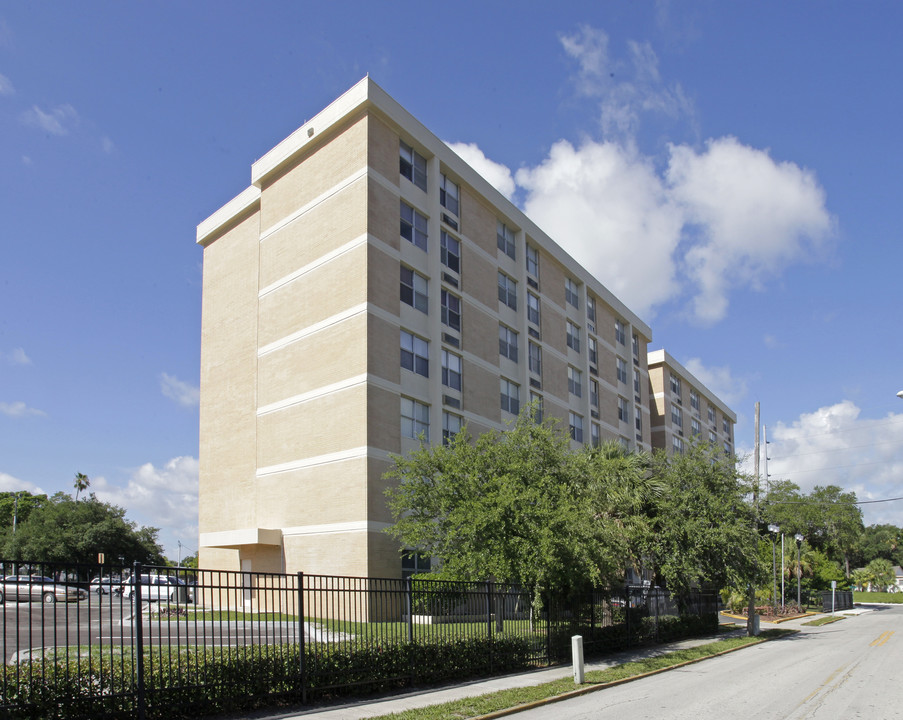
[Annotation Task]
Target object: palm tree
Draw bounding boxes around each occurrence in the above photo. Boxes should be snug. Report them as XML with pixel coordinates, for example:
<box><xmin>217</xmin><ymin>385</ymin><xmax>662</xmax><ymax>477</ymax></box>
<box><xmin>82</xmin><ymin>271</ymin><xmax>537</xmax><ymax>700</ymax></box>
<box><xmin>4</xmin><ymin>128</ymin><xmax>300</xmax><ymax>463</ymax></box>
<box><xmin>73</xmin><ymin>472</ymin><xmax>90</xmax><ymax>502</ymax></box>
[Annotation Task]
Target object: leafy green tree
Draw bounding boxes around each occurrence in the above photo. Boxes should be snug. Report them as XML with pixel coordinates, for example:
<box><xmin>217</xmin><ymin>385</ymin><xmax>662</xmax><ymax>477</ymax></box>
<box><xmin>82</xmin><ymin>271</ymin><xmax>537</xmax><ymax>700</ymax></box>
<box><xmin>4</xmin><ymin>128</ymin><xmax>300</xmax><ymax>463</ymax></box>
<box><xmin>0</xmin><ymin>491</ymin><xmax>48</xmax><ymax>535</ymax></box>
<box><xmin>808</xmin><ymin>485</ymin><xmax>863</xmax><ymax>576</ymax></box>
<box><xmin>385</xmin><ymin>413</ymin><xmax>657</xmax><ymax>605</ymax></box>
<box><xmin>809</xmin><ymin>549</ymin><xmax>845</xmax><ymax>591</ymax></box>
<box><xmin>852</xmin><ymin>524</ymin><xmax>903</xmax><ymax>568</ymax></box>
<box><xmin>1</xmin><ymin>492</ymin><xmax>165</xmax><ymax>566</ymax></box>
<box><xmin>581</xmin><ymin>440</ymin><xmax>660</xmax><ymax>579</ymax></box>
<box><xmin>644</xmin><ymin>442</ymin><xmax>762</xmax><ymax>607</ymax></box>
<box><xmin>762</xmin><ymin>483</ymin><xmax>863</xmax><ymax>576</ymax></box>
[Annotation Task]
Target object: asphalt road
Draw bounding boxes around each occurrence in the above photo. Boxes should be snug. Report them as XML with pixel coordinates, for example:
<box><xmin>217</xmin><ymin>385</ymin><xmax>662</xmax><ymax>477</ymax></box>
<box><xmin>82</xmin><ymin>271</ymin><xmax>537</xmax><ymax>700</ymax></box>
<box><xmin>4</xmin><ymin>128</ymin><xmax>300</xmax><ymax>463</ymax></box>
<box><xmin>511</xmin><ymin>605</ymin><xmax>903</xmax><ymax>719</ymax></box>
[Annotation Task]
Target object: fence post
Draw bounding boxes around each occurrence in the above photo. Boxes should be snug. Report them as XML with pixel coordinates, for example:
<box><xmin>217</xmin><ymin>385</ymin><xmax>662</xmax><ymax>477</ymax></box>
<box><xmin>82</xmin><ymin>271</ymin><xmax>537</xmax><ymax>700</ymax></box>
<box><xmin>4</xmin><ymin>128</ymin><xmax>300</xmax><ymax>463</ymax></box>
<box><xmin>624</xmin><ymin>585</ymin><xmax>630</xmax><ymax>648</ymax></box>
<box><xmin>297</xmin><ymin>572</ymin><xmax>306</xmax><ymax>705</ymax></box>
<box><xmin>133</xmin><ymin>561</ymin><xmax>146</xmax><ymax>720</ymax></box>
<box><xmin>654</xmin><ymin>586</ymin><xmax>660</xmax><ymax>642</ymax></box>
<box><xmin>545</xmin><ymin>590</ymin><xmax>552</xmax><ymax>666</ymax></box>
<box><xmin>486</xmin><ymin>580</ymin><xmax>494</xmax><ymax>674</ymax></box>
<box><xmin>405</xmin><ymin>576</ymin><xmax>414</xmax><ymax>644</ymax></box>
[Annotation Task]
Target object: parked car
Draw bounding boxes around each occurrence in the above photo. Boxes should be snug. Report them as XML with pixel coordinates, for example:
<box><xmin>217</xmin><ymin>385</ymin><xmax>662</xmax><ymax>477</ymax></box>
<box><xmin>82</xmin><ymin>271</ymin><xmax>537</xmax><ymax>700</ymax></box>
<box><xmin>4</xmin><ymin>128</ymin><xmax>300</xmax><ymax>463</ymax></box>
<box><xmin>90</xmin><ymin>576</ymin><xmax>122</xmax><ymax>595</ymax></box>
<box><xmin>121</xmin><ymin>574</ymin><xmax>193</xmax><ymax>603</ymax></box>
<box><xmin>0</xmin><ymin>575</ymin><xmax>87</xmax><ymax>604</ymax></box>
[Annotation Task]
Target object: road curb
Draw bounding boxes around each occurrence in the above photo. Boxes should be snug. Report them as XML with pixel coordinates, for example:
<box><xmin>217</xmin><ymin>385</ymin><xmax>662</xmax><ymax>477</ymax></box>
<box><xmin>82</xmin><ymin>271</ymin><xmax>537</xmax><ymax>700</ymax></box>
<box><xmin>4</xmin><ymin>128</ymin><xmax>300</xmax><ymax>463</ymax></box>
<box><xmin>472</xmin><ymin>634</ymin><xmax>786</xmax><ymax>720</ymax></box>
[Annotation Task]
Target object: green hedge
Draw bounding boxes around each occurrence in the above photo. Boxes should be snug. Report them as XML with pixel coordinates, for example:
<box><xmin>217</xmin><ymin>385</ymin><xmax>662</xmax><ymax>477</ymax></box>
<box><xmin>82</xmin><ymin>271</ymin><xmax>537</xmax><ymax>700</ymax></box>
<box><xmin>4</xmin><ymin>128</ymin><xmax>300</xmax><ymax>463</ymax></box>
<box><xmin>0</xmin><ymin>613</ymin><xmax>717</xmax><ymax>719</ymax></box>
<box><xmin>0</xmin><ymin>635</ymin><xmax>536</xmax><ymax>719</ymax></box>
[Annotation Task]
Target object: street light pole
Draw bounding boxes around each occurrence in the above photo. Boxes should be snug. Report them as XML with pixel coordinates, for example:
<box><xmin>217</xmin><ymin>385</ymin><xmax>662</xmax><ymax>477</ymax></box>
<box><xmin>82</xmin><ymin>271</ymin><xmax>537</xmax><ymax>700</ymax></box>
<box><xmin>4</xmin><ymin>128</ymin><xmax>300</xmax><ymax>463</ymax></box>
<box><xmin>781</xmin><ymin>532</ymin><xmax>785</xmax><ymax>608</ymax></box>
<box><xmin>768</xmin><ymin>524</ymin><xmax>780</xmax><ymax>609</ymax></box>
<box><xmin>795</xmin><ymin>534</ymin><xmax>804</xmax><ymax>607</ymax></box>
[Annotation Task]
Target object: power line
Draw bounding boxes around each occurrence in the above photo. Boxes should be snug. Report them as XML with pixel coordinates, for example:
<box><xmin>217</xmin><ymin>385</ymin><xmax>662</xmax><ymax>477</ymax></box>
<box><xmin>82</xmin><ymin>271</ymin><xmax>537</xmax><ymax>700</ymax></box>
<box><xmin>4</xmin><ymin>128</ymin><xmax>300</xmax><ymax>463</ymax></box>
<box><xmin>766</xmin><ymin>495</ymin><xmax>903</xmax><ymax>507</ymax></box>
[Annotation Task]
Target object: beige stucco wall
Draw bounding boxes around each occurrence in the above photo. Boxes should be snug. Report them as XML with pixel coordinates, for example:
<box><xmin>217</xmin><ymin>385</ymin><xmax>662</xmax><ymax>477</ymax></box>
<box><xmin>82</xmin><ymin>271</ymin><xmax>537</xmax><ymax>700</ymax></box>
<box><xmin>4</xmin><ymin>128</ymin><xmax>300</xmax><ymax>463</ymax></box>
<box><xmin>257</xmin><ymin>384</ymin><xmax>368</xmax><ymax>469</ymax></box>
<box><xmin>259</xmin><ymin>112</ymin><xmax>369</xmax><ymax>230</ymax></box>
<box><xmin>255</xmin><ymin>458</ymin><xmax>369</xmax><ymax>528</ymax></box>
<box><xmin>259</xmin><ymin>180</ymin><xmax>368</xmax><ymax>289</ymax></box>
<box><xmin>257</xmin><ymin>244</ymin><xmax>368</xmax><ymax>348</ymax></box>
<box><xmin>198</xmin><ymin>208</ymin><xmax>261</xmax><ymax>536</ymax></box>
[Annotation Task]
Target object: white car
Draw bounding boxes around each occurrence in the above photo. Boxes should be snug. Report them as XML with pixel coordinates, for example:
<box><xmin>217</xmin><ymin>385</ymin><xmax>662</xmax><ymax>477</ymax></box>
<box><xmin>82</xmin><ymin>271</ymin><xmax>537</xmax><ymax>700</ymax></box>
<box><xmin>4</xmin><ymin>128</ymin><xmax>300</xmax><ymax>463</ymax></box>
<box><xmin>90</xmin><ymin>576</ymin><xmax>122</xmax><ymax>595</ymax></box>
<box><xmin>121</xmin><ymin>574</ymin><xmax>193</xmax><ymax>603</ymax></box>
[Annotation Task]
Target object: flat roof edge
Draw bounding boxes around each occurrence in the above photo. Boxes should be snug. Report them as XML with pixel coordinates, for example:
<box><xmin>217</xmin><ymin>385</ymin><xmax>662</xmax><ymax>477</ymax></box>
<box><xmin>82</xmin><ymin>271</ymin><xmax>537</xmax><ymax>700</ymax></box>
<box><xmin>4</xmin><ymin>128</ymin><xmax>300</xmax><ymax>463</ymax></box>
<box><xmin>196</xmin><ymin>186</ymin><xmax>261</xmax><ymax>245</ymax></box>
<box><xmin>251</xmin><ymin>76</ymin><xmax>373</xmax><ymax>186</ymax></box>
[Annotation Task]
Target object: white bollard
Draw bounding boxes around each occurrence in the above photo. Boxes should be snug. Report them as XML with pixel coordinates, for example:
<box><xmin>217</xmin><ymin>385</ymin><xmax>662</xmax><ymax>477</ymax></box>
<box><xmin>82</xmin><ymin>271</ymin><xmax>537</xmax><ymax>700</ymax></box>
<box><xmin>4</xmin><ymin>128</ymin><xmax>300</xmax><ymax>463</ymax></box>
<box><xmin>572</xmin><ymin>634</ymin><xmax>585</xmax><ymax>684</ymax></box>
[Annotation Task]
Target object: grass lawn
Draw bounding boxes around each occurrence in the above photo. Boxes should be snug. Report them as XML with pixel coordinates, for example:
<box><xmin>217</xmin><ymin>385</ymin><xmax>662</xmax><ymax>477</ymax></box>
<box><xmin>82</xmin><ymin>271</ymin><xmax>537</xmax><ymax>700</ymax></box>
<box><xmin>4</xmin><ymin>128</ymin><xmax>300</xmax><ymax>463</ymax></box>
<box><xmin>369</xmin><ymin>629</ymin><xmax>793</xmax><ymax>720</ymax></box>
<box><xmin>853</xmin><ymin>591</ymin><xmax>903</xmax><ymax>604</ymax></box>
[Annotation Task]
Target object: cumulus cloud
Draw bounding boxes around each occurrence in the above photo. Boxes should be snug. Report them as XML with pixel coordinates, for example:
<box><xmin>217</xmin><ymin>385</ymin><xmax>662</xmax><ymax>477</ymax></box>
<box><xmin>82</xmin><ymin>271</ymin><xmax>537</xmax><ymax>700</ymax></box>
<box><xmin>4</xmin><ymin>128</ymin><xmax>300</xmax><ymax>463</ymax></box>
<box><xmin>3</xmin><ymin>347</ymin><xmax>31</xmax><ymax>365</ymax></box>
<box><xmin>668</xmin><ymin>137</ymin><xmax>834</xmax><ymax>323</ymax></box>
<box><xmin>446</xmin><ymin>141</ymin><xmax>516</xmax><ymax>200</ymax></box>
<box><xmin>0</xmin><ymin>73</ymin><xmax>13</xmax><ymax>96</ymax></box>
<box><xmin>92</xmin><ymin>456</ymin><xmax>199</xmax><ymax>559</ymax></box>
<box><xmin>448</xmin><ymin>26</ymin><xmax>835</xmax><ymax>324</ymax></box>
<box><xmin>517</xmin><ymin>139</ymin><xmax>683</xmax><ymax>315</ymax></box>
<box><xmin>0</xmin><ymin>401</ymin><xmax>45</xmax><ymax>418</ymax></box>
<box><xmin>762</xmin><ymin>402</ymin><xmax>903</xmax><ymax>526</ymax></box>
<box><xmin>21</xmin><ymin>103</ymin><xmax>78</xmax><ymax>135</ymax></box>
<box><xmin>682</xmin><ymin>357</ymin><xmax>747</xmax><ymax>408</ymax></box>
<box><xmin>0</xmin><ymin>471</ymin><xmax>43</xmax><ymax>494</ymax></box>
<box><xmin>160</xmin><ymin>373</ymin><xmax>200</xmax><ymax>408</ymax></box>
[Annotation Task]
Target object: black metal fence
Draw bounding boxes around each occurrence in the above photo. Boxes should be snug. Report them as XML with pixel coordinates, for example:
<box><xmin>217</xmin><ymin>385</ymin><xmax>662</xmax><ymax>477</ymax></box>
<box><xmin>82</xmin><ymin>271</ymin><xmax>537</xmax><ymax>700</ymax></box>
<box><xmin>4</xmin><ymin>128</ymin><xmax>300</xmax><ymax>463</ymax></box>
<box><xmin>0</xmin><ymin>561</ymin><xmax>718</xmax><ymax>719</ymax></box>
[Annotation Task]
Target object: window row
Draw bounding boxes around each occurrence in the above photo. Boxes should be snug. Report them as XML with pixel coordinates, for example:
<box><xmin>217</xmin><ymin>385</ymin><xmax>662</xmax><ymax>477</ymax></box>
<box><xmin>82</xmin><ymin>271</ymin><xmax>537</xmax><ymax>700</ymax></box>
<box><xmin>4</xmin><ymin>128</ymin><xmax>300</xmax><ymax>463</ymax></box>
<box><xmin>401</xmin><ymin>398</ymin><xmax>464</xmax><ymax>447</ymax></box>
<box><xmin>400</xmin><ymin>331</ymin><xmax>462</xmax><ymax>391</ymax></box>
<box><xmin>403</xmin><ymin>387</ymin><xmax>638</xmax><ymax>451</ymax></box>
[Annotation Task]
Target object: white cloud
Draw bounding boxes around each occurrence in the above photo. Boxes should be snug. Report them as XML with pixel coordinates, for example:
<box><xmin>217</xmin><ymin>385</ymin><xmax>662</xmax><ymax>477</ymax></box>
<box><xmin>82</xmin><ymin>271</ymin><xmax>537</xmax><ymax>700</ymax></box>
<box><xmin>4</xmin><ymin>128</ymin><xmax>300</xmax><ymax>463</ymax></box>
<box><xmin>3</xmin><ymin>347</ymin><xmax>31</xmax><ymax>365</ymax></box>
<box><xmin>21</xmin><ymin>103</ymin><xmax>78</xmax><ymax>135</ymax></box>
<box><xmin>92</xmin><ymin>456</ymin><xmax>199</xmax><ymax>560</ymax></box>
<box><xmin>559</xmin><ymin>25</ymin><xmax>693</xmax><ymax>139</ymax></box>
<box><xmin>0</xmin><ymin>471</ymin><xmax>43</xmax><ymax>494</ymax></box>
<box><xmin>0</xmin><ymin>401</ymin><xmax>45</xmax><ymax>418</ymax></box>
<box><xmin>516</xmin><ymin>139</ymin><xmax>683</xmax><ymax>317</ymax></box>
<box><xmin>683</xmin><ymin>357</ymin><xmax>747</xmax><ymax>408</ymax></box>
<box><xmin>446</xmin><ymin>141</ymin><xmax>516</xmax><ymax>200</ymax></box>
<box><xmin>667</xmin><ymin>137</ymin><xmax>834</xmax><ymax>324</ymax></box>
<box><xmin>453</xmin><ymin>27</ymin><xmax>836</xmax><ymax>325</ymax></box>
<box><xmin>101</xmin><ymin>136</ymin><xmax>115</xmax><ymax>154</ymax></box>
<box><xmin>761</xmin><ymin>402</ymin><xmax>903</xmax><ymax>527</ymax></box>
<box><xmin>160</xmin><ymin>373</ymin><xmax>200</xmax><ymax>408</ymax></box>
<box><xmin>0</xmin><ymin>73</ymin><xmax>13</xmax><ymax>96</ymax></box>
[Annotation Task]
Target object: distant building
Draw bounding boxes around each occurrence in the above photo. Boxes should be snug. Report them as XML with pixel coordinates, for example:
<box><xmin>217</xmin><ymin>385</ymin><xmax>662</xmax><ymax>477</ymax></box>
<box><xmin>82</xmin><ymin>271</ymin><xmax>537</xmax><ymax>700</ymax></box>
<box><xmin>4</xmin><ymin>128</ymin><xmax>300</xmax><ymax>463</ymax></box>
<box><xmin>196</xmin><ymin>78</ymin><xmax>735</xmax><ymax>579</ymax></box>
<box><xmin>648</xmin><ymin>350</ymin><xmax>735</xmax><ymax>456</ymax></box>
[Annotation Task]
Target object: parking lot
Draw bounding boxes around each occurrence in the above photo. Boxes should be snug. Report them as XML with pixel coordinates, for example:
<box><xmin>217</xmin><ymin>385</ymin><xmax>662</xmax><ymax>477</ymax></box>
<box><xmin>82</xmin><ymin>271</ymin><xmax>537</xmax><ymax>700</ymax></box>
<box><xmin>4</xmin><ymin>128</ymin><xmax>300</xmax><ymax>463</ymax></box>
<box><xmin>1</xmin><ymin>593</ymin><xmax>302</xmax><ymax>664</ymax></box>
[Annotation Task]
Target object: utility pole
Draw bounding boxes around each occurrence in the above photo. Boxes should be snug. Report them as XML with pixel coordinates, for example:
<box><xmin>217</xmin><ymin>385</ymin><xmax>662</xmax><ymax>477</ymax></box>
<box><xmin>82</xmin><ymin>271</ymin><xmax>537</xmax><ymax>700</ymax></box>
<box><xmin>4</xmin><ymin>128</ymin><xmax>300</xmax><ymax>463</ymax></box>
<box><xmin>13</xmin><ymin>492</ymin><xmax>19</xmax><ymax>534</ymax></box>
<box><xmin>748</xmin><ymin>402</ymin><xmax>761</xmax><ymax>636</ymax></box>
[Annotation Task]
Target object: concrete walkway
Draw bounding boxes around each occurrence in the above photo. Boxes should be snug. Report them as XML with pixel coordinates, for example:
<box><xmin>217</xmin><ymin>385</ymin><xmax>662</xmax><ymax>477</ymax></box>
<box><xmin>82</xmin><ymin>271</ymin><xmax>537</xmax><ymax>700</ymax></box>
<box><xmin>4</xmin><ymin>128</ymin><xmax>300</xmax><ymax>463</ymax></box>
<box><xmin>236</xmin><ymin>610</ymin><xmax>871</xmax><ymax>720</ymax></box>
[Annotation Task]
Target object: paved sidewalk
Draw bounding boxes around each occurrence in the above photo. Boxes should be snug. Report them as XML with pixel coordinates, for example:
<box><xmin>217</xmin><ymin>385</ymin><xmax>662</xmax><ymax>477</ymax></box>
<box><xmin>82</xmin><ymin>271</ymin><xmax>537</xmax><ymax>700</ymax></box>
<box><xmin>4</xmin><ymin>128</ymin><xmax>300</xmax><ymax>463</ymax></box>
<box><xmin>237</xmin><ymin>609</ymin><xmax>868</xmax><ymax>720</ymax></box>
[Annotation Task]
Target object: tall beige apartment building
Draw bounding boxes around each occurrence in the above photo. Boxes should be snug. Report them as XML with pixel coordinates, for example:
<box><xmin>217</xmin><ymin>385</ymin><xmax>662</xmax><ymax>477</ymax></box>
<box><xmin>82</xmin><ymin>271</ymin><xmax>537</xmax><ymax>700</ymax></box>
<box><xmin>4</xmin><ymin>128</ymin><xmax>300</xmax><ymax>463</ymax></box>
<box><xmin>648</xmin><ymin>350</ymin><xmax>736</xmax><ymax>456</ymax></box>
<box><xmin>196</xmin><ymin>78</ymin><xmax>731</xmax><ymax>579</ymax></box>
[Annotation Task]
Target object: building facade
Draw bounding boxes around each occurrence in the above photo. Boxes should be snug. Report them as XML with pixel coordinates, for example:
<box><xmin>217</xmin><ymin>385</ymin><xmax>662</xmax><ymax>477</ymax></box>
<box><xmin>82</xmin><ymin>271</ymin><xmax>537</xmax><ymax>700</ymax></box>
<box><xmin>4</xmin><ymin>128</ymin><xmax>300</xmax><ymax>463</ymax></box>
<box><xmin>647</xmin><ymin>350</ymin><xmax>736</xmax><ymax>456</ymax></box>
<box><xmin>196</xmin><ymin>78</ymin><xmax>729</xmax><ymax>579</ymax></box>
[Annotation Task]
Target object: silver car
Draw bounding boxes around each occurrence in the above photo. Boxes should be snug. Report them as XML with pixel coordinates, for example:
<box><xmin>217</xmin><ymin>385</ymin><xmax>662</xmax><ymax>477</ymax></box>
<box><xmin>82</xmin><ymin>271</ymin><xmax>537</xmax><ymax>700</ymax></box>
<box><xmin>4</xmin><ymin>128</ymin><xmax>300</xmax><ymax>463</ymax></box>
<box><xmin>0</xmin><ymin>575</ymin><xmax>87</xmax><ymax>604</ymax></box>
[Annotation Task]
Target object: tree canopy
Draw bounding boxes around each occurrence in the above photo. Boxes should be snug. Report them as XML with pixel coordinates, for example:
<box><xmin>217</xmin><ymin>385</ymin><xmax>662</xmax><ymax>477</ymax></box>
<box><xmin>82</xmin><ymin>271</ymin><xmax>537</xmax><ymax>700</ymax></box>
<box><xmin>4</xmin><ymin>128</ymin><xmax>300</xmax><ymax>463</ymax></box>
<box><xmin>645</xmin><ymin>442</ymin><xmax>761</xmax><ymax>603</ymax></box>
<box><xmin>385</xmin><ymin>410</ymin><xmax>761</xmax><ymax>602</ymax></box>
<box><xmin>0</xmin><ymin>491</ymin><xmax>165</xmax><ymax>565</ymax></box>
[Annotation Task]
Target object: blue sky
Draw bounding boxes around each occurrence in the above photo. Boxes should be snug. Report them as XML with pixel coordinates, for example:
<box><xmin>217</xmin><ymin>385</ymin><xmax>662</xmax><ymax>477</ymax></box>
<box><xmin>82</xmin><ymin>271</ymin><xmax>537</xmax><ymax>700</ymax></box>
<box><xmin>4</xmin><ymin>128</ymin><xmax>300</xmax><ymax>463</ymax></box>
<box><xmin>2</xmin><ymin>1</ymin><xmax>902</xmax><ymax>559</ymax></box>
